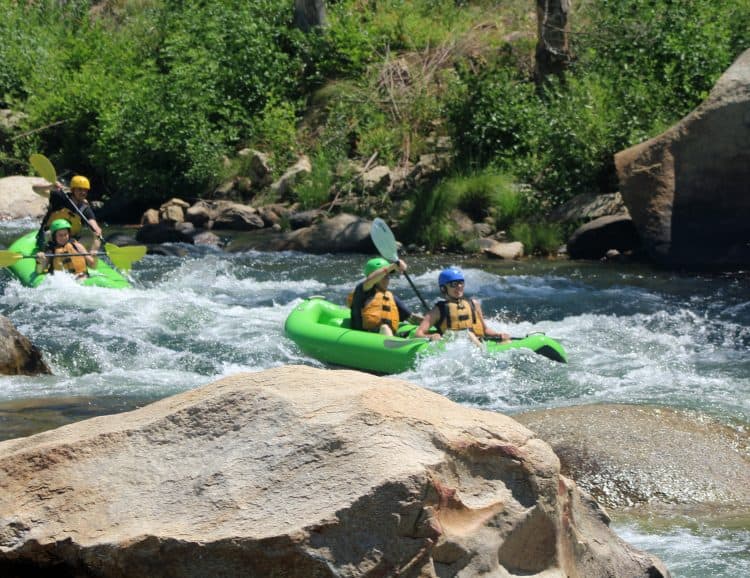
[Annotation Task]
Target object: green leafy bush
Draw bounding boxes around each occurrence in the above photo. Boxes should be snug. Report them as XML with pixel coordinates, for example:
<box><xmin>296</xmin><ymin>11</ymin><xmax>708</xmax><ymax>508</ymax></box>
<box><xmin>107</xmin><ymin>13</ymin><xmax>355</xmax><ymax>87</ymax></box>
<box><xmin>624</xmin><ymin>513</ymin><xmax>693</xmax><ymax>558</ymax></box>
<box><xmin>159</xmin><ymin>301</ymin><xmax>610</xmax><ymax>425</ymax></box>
<box><xmin>452</xmin><ymin>170</ymin><xmax>520</xmax><ymax>227</ymax></box>
<box><xmin>295</xmin><ymin>148</ymin><xmax>336</xmax><ymax>210</ymax></box>
<box><xmin>403</xmin><ymin>178</ymin><xmax>460</xmax><ymax>249</ymax></box>
<box><xmin>510</xmin><ymin>222</ymin><xmax>562</xmax><ymax>256</ymax></box>
<box><xmin>446</xmin><ymin>0</ymin><xmax>749</xmax><ymax>204</ymax></box>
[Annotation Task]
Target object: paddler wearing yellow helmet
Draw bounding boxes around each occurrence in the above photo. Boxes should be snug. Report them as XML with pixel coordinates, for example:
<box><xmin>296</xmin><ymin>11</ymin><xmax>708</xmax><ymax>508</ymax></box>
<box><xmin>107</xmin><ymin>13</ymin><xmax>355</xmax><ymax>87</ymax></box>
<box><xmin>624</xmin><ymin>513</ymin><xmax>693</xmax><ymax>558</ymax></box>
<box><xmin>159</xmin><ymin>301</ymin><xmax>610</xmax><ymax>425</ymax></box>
<box><xmin>347</xmin><ymin>256</ymin><xmax>422</xmax><ymax>336</ymax></box>
<box><xmin>35</xmin><ymin>173</ymin><xmax>103</xmax><ymax>249</ymax></box>
<box><xmin>35</xmin><ymin>218</ymin><xmax>99</xmax><ymax>279</ymax></box>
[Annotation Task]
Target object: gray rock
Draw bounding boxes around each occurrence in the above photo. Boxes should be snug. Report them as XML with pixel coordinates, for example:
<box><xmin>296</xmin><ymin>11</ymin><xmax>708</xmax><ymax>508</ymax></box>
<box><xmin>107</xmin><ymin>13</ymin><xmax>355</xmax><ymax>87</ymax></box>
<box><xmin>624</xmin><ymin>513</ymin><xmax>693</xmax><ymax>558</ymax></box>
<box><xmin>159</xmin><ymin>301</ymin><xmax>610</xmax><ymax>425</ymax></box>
<box><xmin>0</xmin><ymin>176</ymin><xmax>48</xmax><ymax>220</ymax></box>
<box><xmin>0</xmin><ymin>316</ymin><xmax>50</xmax><ymax>376</ymax></box>
<box><xmin>548</xmin><ymin>192</ymin><xmax>629</xmax><ymax>223</ymax></box>
<box><xmin>482</xmin><ymin>239</ymin><xmax>524</xmax><ymax>260</ymax></box>
<box><xmin>278</xmin><ymin>213</ymin><xmax>374</xmax><ymax>253</ymax></box>
<box><xmin>566</xmin><ymin>215</ymin><xmax>640</xmax><ymax>260</ymax></box>
<box><xmin>615</xmin><ymin>48</ymin><xmax>750</xmax><ymax>269</ymax></box>
<box><xmin>271</xmin><ymin>155</ymin><xmax>312</xmax><ymax>200</ymax></box>
<box><xmin>0</xmin><ymin>366</ymin><xmax>668</xmax><ymax>577</ymax></box>
<box><xmin>516</xmin><ymin>404</ymin><xmax>750</xmax><ymax>515</ymax></box>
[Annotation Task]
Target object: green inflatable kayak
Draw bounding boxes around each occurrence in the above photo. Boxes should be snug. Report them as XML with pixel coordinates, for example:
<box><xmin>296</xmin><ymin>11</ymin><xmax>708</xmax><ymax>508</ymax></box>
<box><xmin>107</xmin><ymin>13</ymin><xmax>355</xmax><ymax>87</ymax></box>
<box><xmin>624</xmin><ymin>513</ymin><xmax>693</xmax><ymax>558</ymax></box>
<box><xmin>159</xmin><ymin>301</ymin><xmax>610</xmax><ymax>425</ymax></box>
<box><xmin>5</xmin><ymin>231</ymin><xmax>131</xmax><ymax>289</ymax></box>
<box><xmin>285</xmin><ymin>297</ymin><xmax>567</xmax><ymax>374</ymax></box>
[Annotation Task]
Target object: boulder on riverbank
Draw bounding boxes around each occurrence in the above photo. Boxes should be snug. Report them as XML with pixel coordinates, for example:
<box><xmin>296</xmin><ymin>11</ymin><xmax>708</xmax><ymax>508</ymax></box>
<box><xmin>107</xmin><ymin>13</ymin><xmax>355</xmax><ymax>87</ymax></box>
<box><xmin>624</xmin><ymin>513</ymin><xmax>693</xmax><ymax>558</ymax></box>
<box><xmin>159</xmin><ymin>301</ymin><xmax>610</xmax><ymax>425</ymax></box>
<box><xmin>0</xmin><ymin>176</ymin><xmax>48</xmax><ymax>220</ymax></box>
<box><xmin>0</xmin><ymin>366</ymin><xmax>668</xmax><ymax>577</ymax></box>
<box><xmin>614</xmin><ymin>48</ymin><xmax>750</xmax><ymax>270</ymax></box>
<box><xmin>516</xmin><ymin>404</ymin><xmax>750</xmax><ymax>516</ymax></box>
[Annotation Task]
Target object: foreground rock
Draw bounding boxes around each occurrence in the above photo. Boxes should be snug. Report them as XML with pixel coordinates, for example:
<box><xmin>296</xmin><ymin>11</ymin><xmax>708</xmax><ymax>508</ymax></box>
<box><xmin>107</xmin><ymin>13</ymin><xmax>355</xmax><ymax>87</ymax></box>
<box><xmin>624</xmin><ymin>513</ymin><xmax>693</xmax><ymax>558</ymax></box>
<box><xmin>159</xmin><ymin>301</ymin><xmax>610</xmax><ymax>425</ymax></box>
<box><xmin>0</xmin><ymin>366</ymin><xmax>668</xmax><ymax>577</ymax></box>
<box><xmin>615</xmin><ymin>48</ymin><xmax>750</xmax><ymax>269</ymax></box>
<box><xmin>516</xmin><ymin>404</ymin><xmax>750</xmax><ymax>515</ymax></box>
<box><xmin>0</xmin><ymin>316</ymin><xmax>50</xmax><ymax>376</ymax></box>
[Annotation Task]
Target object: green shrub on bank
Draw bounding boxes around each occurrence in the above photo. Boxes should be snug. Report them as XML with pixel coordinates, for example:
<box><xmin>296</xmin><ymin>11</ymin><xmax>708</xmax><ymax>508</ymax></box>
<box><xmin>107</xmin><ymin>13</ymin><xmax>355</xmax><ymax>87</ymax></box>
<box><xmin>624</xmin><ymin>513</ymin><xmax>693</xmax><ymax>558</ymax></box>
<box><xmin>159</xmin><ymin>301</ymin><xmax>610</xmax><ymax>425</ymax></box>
<box><xmin>2</xmin><ymin>0</ymin><xmax>748</xmax><ymax>233</ymax></box>
<box><xmin>510</xmin><ymin>222</ymin><xmax>562</xmax><ymax>257</ymax></box>
<box><xmin>404</xmin><ymin>168</ymin><xmax>527</xmax><ymax>249</ymax></box>
<box><xmin>5</xmin><ymin>0</ymin><xmax>307</xmax><ymax>201</ymax></box>
<box><xmin>295</xmin><ymin>148</ymin><xmax>336</xmax><ymax>210</ymax></box>
<box><xmin>446</xmin><ymin>0</ymin><xmax>749</xmax><ymax>204</ymax></box>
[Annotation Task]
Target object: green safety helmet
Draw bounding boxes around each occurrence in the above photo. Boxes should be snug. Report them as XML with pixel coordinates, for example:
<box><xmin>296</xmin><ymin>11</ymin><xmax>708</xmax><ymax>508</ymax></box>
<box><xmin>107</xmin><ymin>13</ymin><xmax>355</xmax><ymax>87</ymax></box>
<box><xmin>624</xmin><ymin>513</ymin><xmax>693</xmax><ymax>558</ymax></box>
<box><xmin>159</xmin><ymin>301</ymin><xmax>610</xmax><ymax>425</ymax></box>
<box><xmin>49</xmin><ymin>218</ymin><xmax>73</xmax><ymax>234</ymax></box>
<box><xmin>364</xmin><ymin>257</ymin><xmax>390</xmax><ymax>277</ymax></box>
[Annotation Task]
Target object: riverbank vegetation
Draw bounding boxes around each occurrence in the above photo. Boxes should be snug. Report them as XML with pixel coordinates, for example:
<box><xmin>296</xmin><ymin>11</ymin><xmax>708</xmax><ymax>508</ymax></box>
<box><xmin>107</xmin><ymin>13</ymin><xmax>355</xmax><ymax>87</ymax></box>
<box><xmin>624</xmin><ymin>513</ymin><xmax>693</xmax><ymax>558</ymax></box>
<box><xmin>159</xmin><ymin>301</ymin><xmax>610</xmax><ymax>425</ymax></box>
<box><xmin>1</xmin><ymin>0</ymin><xmax>748</xmax><ymax>253</ymax></box>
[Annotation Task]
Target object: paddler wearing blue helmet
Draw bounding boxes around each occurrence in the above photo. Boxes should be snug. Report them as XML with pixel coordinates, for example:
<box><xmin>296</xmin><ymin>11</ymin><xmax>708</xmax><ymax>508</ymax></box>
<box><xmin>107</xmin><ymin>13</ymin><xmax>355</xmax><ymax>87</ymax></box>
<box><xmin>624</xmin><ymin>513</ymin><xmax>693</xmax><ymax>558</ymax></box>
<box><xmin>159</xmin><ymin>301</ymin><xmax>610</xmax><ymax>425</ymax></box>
<box><xmin>414</xmin><ymin>267</ymin><xmax>510</xmax><ymax>344</ymax></box>
<box><xmin>347</xmin><ymin>256</ymin><xmax>422</xmax><ymax>336</ymax></box>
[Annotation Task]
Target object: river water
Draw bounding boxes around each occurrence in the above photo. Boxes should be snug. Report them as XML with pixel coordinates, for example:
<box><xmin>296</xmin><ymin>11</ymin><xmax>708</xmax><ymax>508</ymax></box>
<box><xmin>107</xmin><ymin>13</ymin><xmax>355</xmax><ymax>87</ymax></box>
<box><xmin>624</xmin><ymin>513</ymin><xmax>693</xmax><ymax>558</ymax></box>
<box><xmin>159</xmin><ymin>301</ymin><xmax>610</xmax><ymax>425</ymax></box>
<box><xmin>0</xmin><ymin>218</ymin><xmax>748</xmax><ymax>576</ymax></box>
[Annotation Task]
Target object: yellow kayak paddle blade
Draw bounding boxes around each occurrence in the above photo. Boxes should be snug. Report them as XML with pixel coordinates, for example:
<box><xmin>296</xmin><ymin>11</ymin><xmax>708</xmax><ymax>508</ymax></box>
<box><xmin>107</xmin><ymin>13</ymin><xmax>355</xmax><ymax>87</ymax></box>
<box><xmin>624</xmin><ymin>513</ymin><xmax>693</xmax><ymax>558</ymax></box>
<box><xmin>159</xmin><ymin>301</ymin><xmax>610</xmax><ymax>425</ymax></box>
<box><xmin>29</xmin><ymin>153</ymin><xmax>57</xmax><ymax>185</ymax></box>
<box><xmin>0</xmin><ymin>251</ymin><xmax>26</xmax><ymax>267</ymax></box>
<box><xmin>104</xmin><ymin>243</ymin><xmax>147</xmax><ymax>271</ymax></box>
<box><xmin>0</xmin><ymin>244</ymin><xmax>147</xmax><ymax>272</ymax></box>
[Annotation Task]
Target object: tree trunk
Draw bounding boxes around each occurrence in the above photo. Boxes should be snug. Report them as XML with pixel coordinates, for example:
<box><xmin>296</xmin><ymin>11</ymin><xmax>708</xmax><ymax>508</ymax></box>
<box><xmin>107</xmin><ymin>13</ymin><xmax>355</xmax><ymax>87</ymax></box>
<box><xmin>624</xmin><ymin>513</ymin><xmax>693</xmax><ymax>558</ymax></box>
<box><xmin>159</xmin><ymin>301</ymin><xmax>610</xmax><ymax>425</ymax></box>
<box><xmin>293</xmin><ymin>0</ymin><xmax>328</xmax><ymax>32</ymax></box>
<box><xmin>535</xmin><ymin>0</ymin><xmax>571</xmax><ymax>83</ymax></box>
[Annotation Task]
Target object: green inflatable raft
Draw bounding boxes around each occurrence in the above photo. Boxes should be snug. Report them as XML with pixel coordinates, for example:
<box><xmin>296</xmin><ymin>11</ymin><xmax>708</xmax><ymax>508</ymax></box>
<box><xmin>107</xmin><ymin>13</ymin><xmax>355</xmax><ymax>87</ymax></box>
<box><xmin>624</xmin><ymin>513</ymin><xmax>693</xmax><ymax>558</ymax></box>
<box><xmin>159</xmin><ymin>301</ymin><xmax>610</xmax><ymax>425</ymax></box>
<box><xmin>5</xmin><ymin>231</ymin><xmax>131</xmax><ymax>289</ymax></box>
<box><xmin>285</xmin><ymin>297</ymin><xmax>568</xmax><ymax>374</ymax></box>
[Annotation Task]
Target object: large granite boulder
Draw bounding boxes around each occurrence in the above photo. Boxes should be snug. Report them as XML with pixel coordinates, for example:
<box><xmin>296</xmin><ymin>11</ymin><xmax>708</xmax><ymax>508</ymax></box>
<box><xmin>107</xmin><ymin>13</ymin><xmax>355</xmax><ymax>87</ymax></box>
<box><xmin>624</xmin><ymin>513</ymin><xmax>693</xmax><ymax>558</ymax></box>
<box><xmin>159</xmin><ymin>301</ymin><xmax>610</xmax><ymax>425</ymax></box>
<box><xmin>0</xmin><ymin>176</ymin><xmax>48</xmax><ymax>220</ymax></box>
<box><xmin>0</xmin><ymin>316</ymin><xmax>50</xmax><ymax>376</ymax></box>
<box><xmin>0</xmin><ymin>366</ymin><xmax>668</xmax><ymax>577</ymax></box>
<box><xmin>614</xmin><ymin>48</ymin><xmax>750</xmax><ymax>269</ymax></box>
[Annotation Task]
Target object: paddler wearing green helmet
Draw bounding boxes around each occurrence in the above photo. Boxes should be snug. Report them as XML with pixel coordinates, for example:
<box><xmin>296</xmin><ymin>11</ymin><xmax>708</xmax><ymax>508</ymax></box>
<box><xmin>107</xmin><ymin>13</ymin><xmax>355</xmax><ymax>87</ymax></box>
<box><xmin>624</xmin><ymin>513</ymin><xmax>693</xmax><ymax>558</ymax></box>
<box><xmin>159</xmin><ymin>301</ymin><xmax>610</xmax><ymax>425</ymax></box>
<box><xmin>347</xmin><ymin>256</ymin><xmax>422</xmax><ymax>336</ymax></box>
<box><xmin>35</xmin><ymin>218</ymin><xmax>99</xmax><ymax>279</ymax></box>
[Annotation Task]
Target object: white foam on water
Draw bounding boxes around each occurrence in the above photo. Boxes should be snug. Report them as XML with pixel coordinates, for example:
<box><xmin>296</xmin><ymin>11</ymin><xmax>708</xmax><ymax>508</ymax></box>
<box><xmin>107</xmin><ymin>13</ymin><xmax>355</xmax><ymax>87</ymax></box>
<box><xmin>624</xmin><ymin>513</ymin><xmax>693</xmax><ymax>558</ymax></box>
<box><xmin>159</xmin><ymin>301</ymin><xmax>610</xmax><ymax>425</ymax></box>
<box><xmin>614</xmin><ymin>521</ymin><xmax>750</xmax><ymax>578</ymax></box>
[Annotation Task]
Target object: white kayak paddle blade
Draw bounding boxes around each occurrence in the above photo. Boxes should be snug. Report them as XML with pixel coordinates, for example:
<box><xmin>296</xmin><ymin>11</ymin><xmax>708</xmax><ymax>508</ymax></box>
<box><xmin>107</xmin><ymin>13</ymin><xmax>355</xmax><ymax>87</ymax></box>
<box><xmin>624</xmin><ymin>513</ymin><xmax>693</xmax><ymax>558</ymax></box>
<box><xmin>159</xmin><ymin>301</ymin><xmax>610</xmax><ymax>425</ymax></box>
<box><xmin>370</xmin><ymin>218</ymin><xmax>399</xmax><ymax>263</ymax></box>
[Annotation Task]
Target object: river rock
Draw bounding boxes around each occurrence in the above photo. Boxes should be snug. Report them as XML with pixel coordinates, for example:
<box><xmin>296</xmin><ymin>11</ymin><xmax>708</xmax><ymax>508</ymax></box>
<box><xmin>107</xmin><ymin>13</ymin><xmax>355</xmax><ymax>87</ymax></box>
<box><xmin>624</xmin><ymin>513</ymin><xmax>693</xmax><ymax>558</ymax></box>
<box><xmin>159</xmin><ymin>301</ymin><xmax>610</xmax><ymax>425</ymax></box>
<box><xmin>0</xmin><ymin>176</ymin><xmax>48</xmax><ymax>220</ymax></box>
<box><xmin>0</xmin><ymin>316</ymin><xmax>50</xmax><ymax>376</ymax></box>
<box><xmin>271</xmin><ymin>155</ymin><xmax>312</xmax><ymax>200</ymax></box>
<box><xmin>275</xmin><ymin>213</ymin><xmax>375</xmax><ymax>253</ymax></box>
<box><xmin>548</xmin><ymin>192</ymin><xmax>629</xmax><ymax>224</ymax></box>
<box><xmin>516</xmin><ymin>404</ymin><xmax>750</xmax><ymax>514</ymax></box>
<box><xmin>566</xmin><ymin>215</ymin><xmax>641</xmax><ymax>260</ymax></box>
<box><xmin>614</xmin><ymin>48</ymin><xmax>750</xmax><ymax>269</ymax></box>
<box><xmin>0</xmin><ymin>366</ymin><xmax>669</xmax><ymax>577</ymax></box>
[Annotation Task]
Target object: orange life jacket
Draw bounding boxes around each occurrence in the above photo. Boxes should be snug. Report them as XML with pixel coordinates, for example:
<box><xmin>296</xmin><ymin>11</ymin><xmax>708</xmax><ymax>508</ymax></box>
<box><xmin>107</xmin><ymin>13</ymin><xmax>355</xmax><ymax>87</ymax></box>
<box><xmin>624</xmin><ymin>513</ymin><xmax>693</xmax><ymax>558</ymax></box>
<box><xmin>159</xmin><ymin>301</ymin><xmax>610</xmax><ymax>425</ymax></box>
<box><xmin>48</xmin><ymin>241</ymin><xmax>88</xmax><ymax>277</ymax></box>
<box><xmin>436</xmin><ymin>298</ymin><xmax>485</xmax><ymax>337</ymax></box>
<box><xmin>347</xmin><ymin>288</ymin><xmax>400</xmax><ymax>333</ymax></box>
<box><xmin>45</xmin><ymin>208</ymin><xmax>83</xmax><ymax>237</ymax></box>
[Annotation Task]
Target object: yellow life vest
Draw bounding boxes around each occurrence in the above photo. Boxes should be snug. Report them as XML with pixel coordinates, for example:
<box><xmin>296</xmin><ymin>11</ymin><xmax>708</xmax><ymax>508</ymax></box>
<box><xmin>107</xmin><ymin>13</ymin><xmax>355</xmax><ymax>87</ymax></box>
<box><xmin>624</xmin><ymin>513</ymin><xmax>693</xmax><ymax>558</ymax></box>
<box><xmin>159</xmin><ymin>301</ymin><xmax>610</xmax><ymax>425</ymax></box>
<box><xmin>46</xmin><ymin>209</ymin><xmax>83</xmax><ymax>237</ymax></box>
<box><xmin>50</xmin><ymin>242</ymin><xmax>88</xmax><ymax>277</ymax></box>
<box><xmin>436</xmin><ymin>298</ymin><xmax>485</xmax><ymax>337</ymax></box>
<box><xmin>347</xmin><ymin>288</ymin><xmax>400</xmax><ymax>333</ymax></box>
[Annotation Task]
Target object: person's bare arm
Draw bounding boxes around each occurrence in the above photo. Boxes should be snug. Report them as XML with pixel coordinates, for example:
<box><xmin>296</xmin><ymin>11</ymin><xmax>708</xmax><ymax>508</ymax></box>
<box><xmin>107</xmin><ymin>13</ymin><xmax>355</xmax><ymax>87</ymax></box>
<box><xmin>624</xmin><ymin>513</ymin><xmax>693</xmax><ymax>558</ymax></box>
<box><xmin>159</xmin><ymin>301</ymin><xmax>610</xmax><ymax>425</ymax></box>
<box><xmin>87</xmin><ymin>218</ymin><xmax>103</xmax><ymax>239</ymax></box>
<box><xmin>72</xmin><ymin>240</ymin><xmax>97</xmax><ymax>268</ymax></box>
<box><xmin>414</xmin><ymin>307</ymin><xmax>441</xmax><ymax>340</ymax></box>
<box><xmin>362</xmin><ymin>259</ymin><xmax>406</xmax><ymax>291</ymax></box>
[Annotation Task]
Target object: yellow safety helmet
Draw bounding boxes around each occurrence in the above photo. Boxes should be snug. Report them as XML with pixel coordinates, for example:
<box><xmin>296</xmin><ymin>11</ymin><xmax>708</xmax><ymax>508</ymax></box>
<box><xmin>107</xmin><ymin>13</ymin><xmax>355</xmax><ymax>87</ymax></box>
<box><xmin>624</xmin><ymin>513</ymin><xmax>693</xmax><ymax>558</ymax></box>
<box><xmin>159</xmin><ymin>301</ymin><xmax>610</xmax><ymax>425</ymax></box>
<box><xmin>70</xmin><ymin>175</ymin><xmax>90</xmax><ymax>190</ymax></box>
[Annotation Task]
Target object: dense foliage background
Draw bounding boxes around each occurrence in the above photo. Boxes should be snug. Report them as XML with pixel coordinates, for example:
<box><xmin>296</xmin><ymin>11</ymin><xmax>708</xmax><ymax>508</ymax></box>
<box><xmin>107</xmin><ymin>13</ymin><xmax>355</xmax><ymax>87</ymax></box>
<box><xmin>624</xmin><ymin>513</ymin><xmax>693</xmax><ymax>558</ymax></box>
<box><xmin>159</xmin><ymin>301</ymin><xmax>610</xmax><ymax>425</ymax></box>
<box><xmin>1</xmin><ymin>0</ymin><xmax>748</xmax><ymax>251</ymax></box>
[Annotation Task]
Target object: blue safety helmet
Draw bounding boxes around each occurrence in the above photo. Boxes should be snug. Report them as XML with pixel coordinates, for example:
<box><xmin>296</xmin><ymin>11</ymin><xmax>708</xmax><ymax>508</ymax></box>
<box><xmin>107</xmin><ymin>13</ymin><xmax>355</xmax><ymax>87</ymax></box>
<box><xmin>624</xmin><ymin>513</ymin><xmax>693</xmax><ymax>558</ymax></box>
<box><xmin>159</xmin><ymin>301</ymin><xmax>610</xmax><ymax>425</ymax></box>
<box><xmin>438</xmin><ymin>267</ymin><xmax>464</xmax><ymax>287</ymax></box>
